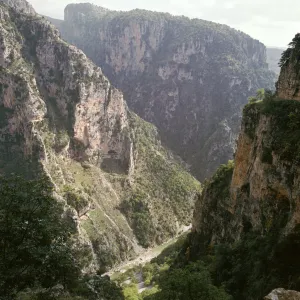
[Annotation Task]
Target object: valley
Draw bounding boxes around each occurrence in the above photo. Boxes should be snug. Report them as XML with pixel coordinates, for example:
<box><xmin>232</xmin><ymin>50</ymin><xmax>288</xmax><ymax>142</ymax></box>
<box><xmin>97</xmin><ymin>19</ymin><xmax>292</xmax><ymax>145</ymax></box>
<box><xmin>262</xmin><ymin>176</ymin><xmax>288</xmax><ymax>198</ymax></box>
<box><xmin>51</xmin><ymin>3</ymin><xmax>276</xmax><ymax>180</ymax></box>
<box><xmin>0</xmin><ymin>0</ymin><xmax>300</xmax><ymax>299</ymax></box>
<box><xmin>106</xmin><ymin>225</ymin><xmax>191</xmax><ymax>277</ymax></box>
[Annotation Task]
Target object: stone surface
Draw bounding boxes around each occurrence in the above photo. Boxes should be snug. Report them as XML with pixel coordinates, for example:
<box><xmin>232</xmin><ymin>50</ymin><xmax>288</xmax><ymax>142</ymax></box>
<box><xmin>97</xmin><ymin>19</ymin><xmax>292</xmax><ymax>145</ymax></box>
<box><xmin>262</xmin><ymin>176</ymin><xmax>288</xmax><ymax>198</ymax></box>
<box><xmin>265</xmin><ymin>289</ymin><xmax>300</xmax><ymax>300</ymax></box>
<box><xmin>192</xmin><ymin>100</ymin><xmax>300</xmax><ymax>246</ymax></box>
<box><xmin>49</xmin><ymin>3</ymin><xmax>276</xmax><ymax>180</ymax></box>
<box><xmin>277</xmin><ymin>37</ymin><xmax>300</xmax><ymax>100</ymax></box>
<box><xmin>189</xmin><ymin>34</ymin><xmax>300</xmax><ymax>298</ymax></box>
<box><xmin>277</xmin><ymin>60</ymin><xmax>300</xmax><ymax>100</ymax></box>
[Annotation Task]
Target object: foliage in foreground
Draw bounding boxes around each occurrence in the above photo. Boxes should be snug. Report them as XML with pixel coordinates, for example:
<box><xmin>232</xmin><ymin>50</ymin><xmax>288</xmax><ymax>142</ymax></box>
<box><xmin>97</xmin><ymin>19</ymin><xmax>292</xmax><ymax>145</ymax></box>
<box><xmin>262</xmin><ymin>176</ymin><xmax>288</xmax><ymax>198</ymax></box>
<box><xmin>0</xmin><ymin>176</ymin><xmax>123</xmax><ymax>299</ymax></box>
<box><xmin>212</xmin><ymin>224</ymin><xmax>300</xmax><ymax>300</ymax></box>
<box><xmin>145</xmin><ymin>261</ymin><xmax>231</xmax><ymax>300</ymax></box>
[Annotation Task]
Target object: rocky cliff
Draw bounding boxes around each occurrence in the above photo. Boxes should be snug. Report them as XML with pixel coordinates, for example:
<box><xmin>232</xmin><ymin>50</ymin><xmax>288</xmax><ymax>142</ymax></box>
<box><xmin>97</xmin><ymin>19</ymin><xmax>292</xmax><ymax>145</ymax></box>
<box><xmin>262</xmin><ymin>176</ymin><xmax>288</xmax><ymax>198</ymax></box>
<box><xmin>277</xmin><ymin>34</ymin><xmax>300</xmax><ymax>100</ymax></box>
<box><xmin>192</xmin><ymin>98</ymin><xmax>300</xmax><ymax>245</ymax></box>
<box><xmin>51</xmin><ymin>3</ymin><xmax>276</xmax><ymax>180</ymax></box>
<box><xmin>265</xmin><ymin>289</ymin><xmax>300</xmax><ymax>300</ymax></box>
<box><xmin>189</xmin><ymin>35</ymin><xmax>300</xmax><ymax>299</ymax></box>
<box><xmin>0</xmin><ymin>1</ymin><xmax>200</xmax><ymax>272</ymax></box>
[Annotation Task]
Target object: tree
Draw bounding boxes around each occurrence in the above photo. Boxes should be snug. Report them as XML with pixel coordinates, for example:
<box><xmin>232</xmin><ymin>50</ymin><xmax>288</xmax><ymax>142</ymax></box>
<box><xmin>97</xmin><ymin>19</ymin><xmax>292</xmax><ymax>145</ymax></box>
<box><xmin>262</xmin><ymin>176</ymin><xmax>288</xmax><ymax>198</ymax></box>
<box><xmin>255</xmin><ymin>89</ymin><xmax>265</xmax><ymax>101</ymax></box>
<box><xmin>279</xmin><ymin>48</ymin><xmax>293</xmax><ymax>67</ymax></box>
<box><xmin>123</xmin><ymin>283</ymin><xmax>140</xmax><ymax>300</ymax></box>
<box><xmin>279</xmin><ymin>33</ymin><xmax>300</xmax><ymax>67</ymax></box>
<box><xmin>147</xmin><ymin>261</ymin><xmax>231</xmax><ymax>300</ymax></box>
<box><xmin>288</xmin><ymin>33</ymin><xmax>300</xmax><ymax>48</ymax></box>
<box><xmin>248</xmin><ymin>89</ymin><xmax>265</xmax><ymax>103</ymax></box>
<box><xmin>0</xmin><ymin>176</ymin><xmax>80</xmax><ymax>297</ymax></box>
<box><xmin>248</xmin><ymin>89</ymin><xmax>274</xmax><ymax>104</ymax></box>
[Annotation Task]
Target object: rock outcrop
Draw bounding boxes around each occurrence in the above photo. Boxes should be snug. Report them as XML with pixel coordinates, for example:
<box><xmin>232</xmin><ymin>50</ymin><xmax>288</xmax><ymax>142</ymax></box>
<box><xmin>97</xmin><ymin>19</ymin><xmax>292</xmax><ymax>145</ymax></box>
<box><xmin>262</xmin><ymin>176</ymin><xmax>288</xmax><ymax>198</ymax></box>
<box><xmin>265</xmin><ymin>289</ymin><xmax>300</xmax><ymax>300</ymax></box>
<box><xmin>49</xmin><ymin>3</ymin><xmax>276</xmax><ymax>180</ymax></box>
<box><xmin>192</xmin><ymin>97</ymin><xmax>300</xmax><ymax>246</ymax></box>
<box><xmin>0</xmin><ymin>1</ymin><xmax>200</xmax><ymax>272</ymax></box>
<box><xmin>189</xmin><ymin>33</ymin><xmax>300</xmax><ymax>299</ymax></box>
<box><xmin>277</xmin><ymin>34</ymin><xmax>300</xmax><ymax>100</ymax></box>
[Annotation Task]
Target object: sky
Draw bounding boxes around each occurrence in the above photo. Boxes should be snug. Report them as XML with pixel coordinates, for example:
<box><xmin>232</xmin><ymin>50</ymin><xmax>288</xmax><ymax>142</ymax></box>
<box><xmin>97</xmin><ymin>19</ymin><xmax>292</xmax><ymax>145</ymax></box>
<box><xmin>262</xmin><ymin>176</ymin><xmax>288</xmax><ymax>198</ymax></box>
<box><xmin>27</xmin><ymin>0</ymin><xmax>300</xmax><ymax>48</ymax></box>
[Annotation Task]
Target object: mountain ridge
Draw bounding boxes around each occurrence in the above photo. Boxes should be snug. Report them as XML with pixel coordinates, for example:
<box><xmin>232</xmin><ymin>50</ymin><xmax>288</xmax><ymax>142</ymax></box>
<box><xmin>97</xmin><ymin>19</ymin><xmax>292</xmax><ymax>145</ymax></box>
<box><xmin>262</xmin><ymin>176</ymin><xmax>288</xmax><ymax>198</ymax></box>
<box><xmin>49</xmin><ymin>2</ymin><xmax>276</xmax><ymax>180</ymax></box>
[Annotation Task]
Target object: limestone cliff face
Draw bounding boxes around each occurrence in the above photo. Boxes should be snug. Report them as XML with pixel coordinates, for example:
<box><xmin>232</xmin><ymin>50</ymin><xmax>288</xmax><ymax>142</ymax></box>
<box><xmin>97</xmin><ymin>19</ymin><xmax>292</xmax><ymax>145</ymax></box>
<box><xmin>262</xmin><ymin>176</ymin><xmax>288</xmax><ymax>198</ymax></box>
<box><xmin>52</xmin><ymin>3</ymin><xmax>276</xmax><ymax>180</ymax></box>
<box><xmin>190</xmin><ymin>36</ymin><xmax>300</xmax><ymax>298</ymax></box>
<box><xmin>0</xmin><ymin>0</ymin><xmax>34</xmax><ymax>14</ymax></box>
<box><xmin>277</xmin><ymin>61</ymin><xmax>300</xmax><ymax>100</ymax></box>
<box><xmin>192</xmin><ymin>41</ymin><xmax>300</xmax><ymax>243</ymax></box>
<box><xmin>277</xmin><ymin>35</ymin><xmax>300</xmax><ymax>100</ymax></box>
<box><xmin>0</xmin><ymin>2</ymin><xmax>200</xmax><ymax>272</ymax></box>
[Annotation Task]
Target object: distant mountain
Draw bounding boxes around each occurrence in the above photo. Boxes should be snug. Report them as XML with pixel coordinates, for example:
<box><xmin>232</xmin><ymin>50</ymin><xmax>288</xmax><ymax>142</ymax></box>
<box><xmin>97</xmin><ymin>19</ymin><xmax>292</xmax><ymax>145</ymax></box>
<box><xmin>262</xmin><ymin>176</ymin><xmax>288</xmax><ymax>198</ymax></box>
<box><xmin>49</xmin><ymin>3</ymin><xmax>276</xmax><ymax>180</ymax></box>
<box><xmin>44</xmin><ymin>15</ymin><xmax>63</xmax><ymax>28</ymax></box>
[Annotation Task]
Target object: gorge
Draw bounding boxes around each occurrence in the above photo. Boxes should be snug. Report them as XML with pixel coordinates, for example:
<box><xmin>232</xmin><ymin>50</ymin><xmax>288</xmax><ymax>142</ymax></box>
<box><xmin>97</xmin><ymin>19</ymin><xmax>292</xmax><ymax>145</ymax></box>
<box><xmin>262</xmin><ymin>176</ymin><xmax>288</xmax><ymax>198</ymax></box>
<box><xmin>48</xmin><ymin>3</ymin><xmax>276</xmax><ymax>180</ymax></box>
<box><xmin>0</xmin><ymin>0</ymin><xmax>300</xmax><ymax>299</ymax></box>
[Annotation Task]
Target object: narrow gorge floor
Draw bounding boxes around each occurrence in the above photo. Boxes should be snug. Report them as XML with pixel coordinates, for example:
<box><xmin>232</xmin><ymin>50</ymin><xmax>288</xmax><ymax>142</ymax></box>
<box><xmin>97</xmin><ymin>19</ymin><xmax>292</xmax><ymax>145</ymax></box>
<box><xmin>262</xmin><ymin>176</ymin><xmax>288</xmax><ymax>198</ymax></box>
<box><xmin>106</xmin><ymin>225</ymin><xmax>191</xmax><ymax>293</ymax></box>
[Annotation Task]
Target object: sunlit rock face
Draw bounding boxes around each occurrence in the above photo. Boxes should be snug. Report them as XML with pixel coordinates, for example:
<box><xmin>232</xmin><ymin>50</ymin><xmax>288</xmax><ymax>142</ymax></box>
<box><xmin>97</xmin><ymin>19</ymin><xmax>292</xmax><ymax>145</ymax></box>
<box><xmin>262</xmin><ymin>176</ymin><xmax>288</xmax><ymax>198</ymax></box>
<box><xmin>54</xmin><ymin>3</ymin><xmax>276</xmax><ymax>180</ymax></box>
<box><xmin>190</xmin><ymin>34</ymin><xmax>300</xmax><ymax>298</ymax></box>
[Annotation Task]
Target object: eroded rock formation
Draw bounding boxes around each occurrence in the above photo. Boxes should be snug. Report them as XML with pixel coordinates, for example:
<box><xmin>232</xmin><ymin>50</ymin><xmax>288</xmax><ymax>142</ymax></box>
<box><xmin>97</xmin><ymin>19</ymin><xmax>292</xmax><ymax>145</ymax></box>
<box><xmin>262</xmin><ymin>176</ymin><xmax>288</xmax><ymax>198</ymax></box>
<box><xmin>49</xmin><ymin>3</ymin><xmax>276</xmax><ymax>180</ymax></box>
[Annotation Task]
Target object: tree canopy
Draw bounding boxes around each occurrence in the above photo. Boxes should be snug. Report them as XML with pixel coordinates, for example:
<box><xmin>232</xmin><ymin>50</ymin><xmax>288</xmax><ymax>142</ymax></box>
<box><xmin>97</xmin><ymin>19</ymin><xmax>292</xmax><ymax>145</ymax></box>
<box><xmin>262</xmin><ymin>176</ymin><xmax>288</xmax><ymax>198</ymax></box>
<box><xmin>0</xmin><ymin>176</ymin><xmax>80</xmax><ymax>297</ymax></box>
<box><xmin>279</xmin><ymin>33</ymin><xmax>300</xmax><ymax>67</ymax></box>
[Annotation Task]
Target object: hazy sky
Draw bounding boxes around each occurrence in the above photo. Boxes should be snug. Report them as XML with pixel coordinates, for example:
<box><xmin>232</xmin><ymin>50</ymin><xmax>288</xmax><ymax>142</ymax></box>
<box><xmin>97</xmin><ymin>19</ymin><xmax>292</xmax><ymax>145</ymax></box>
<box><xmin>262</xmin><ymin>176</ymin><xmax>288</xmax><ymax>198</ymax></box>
<box><xmin>27</xmin><ymin>0</ymin><xmax>300</xmax><ymax>48</ymax></box>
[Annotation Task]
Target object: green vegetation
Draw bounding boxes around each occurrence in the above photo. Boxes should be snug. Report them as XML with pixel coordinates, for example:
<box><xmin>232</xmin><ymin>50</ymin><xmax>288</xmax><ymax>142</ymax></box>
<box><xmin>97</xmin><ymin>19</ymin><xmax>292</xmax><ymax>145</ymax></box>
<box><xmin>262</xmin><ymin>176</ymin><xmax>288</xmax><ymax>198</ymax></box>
<box><xmin>279</xmin><ymin>33</ymin><xmax>300</xmax><ymax>67</ymax></box>
<box><xmin>63</xmin><ymin>185</ymin><xmax>89</xmax><ymax>215</ymax></box>
<box><xmin>205</xmin><ymin>160</ymin><xmax>234</xmax><ymax>201</ymax></box>
<box><xmin>0</xmin><ymin>176</ymin><xmax>78</xmax><ymax>297</ymax></box>
<box><xmin>120</xmin><ymin>189</ymin><xmax>156</xmax><ymax>247</ymax></box>
<box><xmin>261</xmin><ymin>146</ymin><xmax>273</xmax><ymax>164</ymax></box>
<box><xmin>147</xmin><ymin>261</ymin><xmax>231</xmax><ymax>300</ymax></box>
<box><xmin>112</xmin><ymin>234</ymin><xmax>231</xmax><ymax>300</ymax></box>
<box><xmin>172</xmin><ymin>187</ymin><xmax>296</xmax><ymax>300</ymax></box>
<box><xmin>114</xmin><ymin>194</ymin><xmax>300</xmax><ymax>300</ymax></box>
<box><xmin>260</xmin><ymin>98</ymin><xmax>300</xmax><ymax>164</ymax></box>
<box><xmin>245</xmin><ymin>93</ymin><xmax>300</xmax><ymax>164</ymax></box>
<box><xmin>213</xmin><ymin>224</ymin><xmax>300</xmax><ymax>300</ymax></box>
<box><xmin>118</xmin><ymin>112</ymin><xmax>201</xmax><ymax>246</ymax></box>
<box><xmin>248</xmin><ymin>88</ymin><xmax>265</xmax><ymax>103</ymax></box>
<box><xmin>0</xmin><ymin>175</ymin><xmax>123</xmax><ymax>299</ymax></box>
